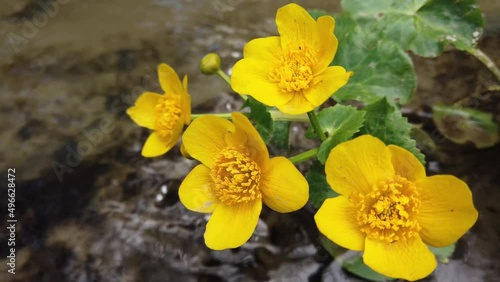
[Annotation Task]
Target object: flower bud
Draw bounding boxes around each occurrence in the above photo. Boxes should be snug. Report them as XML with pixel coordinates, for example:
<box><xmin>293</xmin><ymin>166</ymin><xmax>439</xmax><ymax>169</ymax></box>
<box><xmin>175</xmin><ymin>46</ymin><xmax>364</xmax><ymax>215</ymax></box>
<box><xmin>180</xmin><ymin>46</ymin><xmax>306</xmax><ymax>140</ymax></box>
<box><xmin>200</xmin><ymin>53</ymin><xmax>221</xmax><ymax>75</ymax></box>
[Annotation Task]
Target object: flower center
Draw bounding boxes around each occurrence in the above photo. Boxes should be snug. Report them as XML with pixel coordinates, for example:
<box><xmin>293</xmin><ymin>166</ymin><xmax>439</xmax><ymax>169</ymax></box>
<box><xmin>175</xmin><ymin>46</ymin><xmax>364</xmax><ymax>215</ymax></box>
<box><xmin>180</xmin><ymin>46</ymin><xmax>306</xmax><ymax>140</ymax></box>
<box><xmin>354</xmin><ymin>175</ymin><xmax>421</xmax><ymax>243</ymax></box>
<box><xmin>155</xmin><ymin>95</ymin><xmax>182</xmax><ymax>138</ymax></box>
<box><xmin>270</xmin><ymin>43</ymin><xmax>316</xmax><ymax>92</ymax></box>
<box><xmin>210</xmin><ymin>147</ymin><xmax>261</xmax><ymax>206</ymax></box>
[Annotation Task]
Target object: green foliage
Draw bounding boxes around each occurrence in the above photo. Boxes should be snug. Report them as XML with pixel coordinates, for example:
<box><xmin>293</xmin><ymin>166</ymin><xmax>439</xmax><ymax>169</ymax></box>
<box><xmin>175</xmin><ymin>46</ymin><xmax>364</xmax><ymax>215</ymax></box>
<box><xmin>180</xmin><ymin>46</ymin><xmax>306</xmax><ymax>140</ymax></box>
<box><xmin>342</xmin><ymin>0</ymin><xmax>485</xmax><ymax>57</ymax></box>
<box><xmin>319</xmin><ymin>235</ymin><xmax>346</xmax><ymax>258</ymax></box>
<box><xmin>269</xmin><ymin>121</ymin><xmax>290</xmax><ymax>151</ymax></box>
<box><xmin>242</xmin><ymin>97</ymin><xmax>274</xmax><ymax>142</ymax></box>
<box><xmin>308</xmin><ymin>9</ymin><xmax>328</xmax><ymax>20</ymax></box>
<box><xmin>331</xmin><ymin>13</ymin><xmax>417</xmax><ymax>105</ymax></box>
<box><xmin>360</xmin><ymin>98</ymin><xmax>426</xmax><ymax>164</ymax></box>
<box><xmin>307</xmin><ymin>105</ymin><xmax>366</xmax><ymax>163</ymax></box>
<box><xmin>429</xmin><ymin>244</ymin><xmax>456</xmax><ymax>263</ymax></box>
<box><xmin>343</xmin><ymin>256</ymin><xmax>393</xmax><ymax>282</ymax></box>
<box><xmin>432</xmin><ymin>104</ymin><xmax>499</xmax><ymax>148</ymax></box>
<box><xmin>242</xmin><ymin>97</ymin><xmax>291</xmax><ymax>151</ymax></box>
<box><xmin>306</xmin><ymin>161</ymin><xmax>338</xmax><ymax>209</ymax></box>
<box><xmin>410</xmin><ymin>126</ymin><xmax>437</xmax><ymax>157</ymax></box>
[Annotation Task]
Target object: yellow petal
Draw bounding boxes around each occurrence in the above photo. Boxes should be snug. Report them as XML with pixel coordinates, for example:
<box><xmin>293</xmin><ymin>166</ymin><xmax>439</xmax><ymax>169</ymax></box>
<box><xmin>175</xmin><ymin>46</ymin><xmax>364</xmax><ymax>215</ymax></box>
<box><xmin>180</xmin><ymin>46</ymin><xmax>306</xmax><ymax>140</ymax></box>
<box><xmin>181</xmin><ymin>75</ymin><xmax>191</xmax><ymax>125</ymax></box>
<box><xmin>312</xmin><ymin>16</ymin><xmax>338</xmax><ymax>73</ymax></box>
<box><xmin>182</xmin><ymin>94</ymin><xmax>191</xmax><ymax>125</ymax></box>
<box><xmin>227</xmin><ymin>112</ymin><xmax>269</xmax><ymax>168</ymax></box>
<box><xmin>231</xmin><ymin>58</ymin><xmax>291</xmax><ymax>107</ymax></box>
<box><xmin>325</xmin><ymin>135</ymin><xmax>395</xmax><ymax>196</ymax></box>
<box><xmin>180</xmin><ymin>141</ymin><xmax>193</xmax><ymax>159</ymax></box>
<box><xmin>415</xmin><ymin>175</ymin><xmax>478</xmax><ymax>247</ymax></box>
<box><xmin>231</xmin><ymin>39</ymin><xmax>293</xmax><ymax>107</ymax></box>
<box><xmin>388</xmin><ymin>145</ymin><xmax>426</xmax><ymax>182</ymax></box>
<box><xmin>182</xmin><ymin>75</ymin><xmax>188</xmax><ymax>92</ymax></box>
<box><xmin>182</xmin><ymin>116</ymin><xmax>234</xmax><ymax>167</ymax></box>
<box><xmin>126</xmin><ymin>92</ymin><xmax>161</xmax><ymax>130</ymax></box>
<box><xmin>204</xmin><ymin>200</ymin><xmax>262</xmax><ymax>250</ymax></box>
<box><xmin>276</xmin><ymin>92</ymin><xmax>315</xmax><ymax>115</ymax></box>
<box><xmin>179</xmin><ymin>164</ymin><xmax>217</xmax><ymax>213</ymax></box>
<box><xmin>276</xmin><ymin>3</ymin><xmax>316</xmax><ymax>51</ymax></box>
<box><xmin>158</xmin><ymin>63</ymin><xmax>183</xmax><ymax>95</ymax></box>
<box><xmin>314</xmin><ymin>196</ymin><xmax>365</xmax><ymax>251</ymax></box>
<box><xmin>364</xmin><ymin>236</ymin><xmax>437</xmax><ymax>281</ymax></box>
<box><xmin>243</xmin><ymin>36</ymin><xmax>282</xmax><ymax>61</ymax></box>
<box><xmin>141</xmin><ymin>131</ymin><xmax>175</xmax><ymax>158</ymax></box>
<box><xmin>303</xmin><ymin>66</ymin><xmax>352</xmax><ymax>107</ymax></box>
<box><xmin>141</xmin><ymin>129</ymin><xmax>178</xmax><ymax>157</ymax></box>
<box><xmin>260</xmin><ymin>157</ymin><xmax>308</xmax><ymax>212</ymax></box>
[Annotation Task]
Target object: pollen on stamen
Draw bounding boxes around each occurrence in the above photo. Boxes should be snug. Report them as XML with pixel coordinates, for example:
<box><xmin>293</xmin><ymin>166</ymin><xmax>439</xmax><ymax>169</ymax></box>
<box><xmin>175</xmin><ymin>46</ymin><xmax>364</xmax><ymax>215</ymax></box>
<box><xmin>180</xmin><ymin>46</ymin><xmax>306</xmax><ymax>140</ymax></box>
<box><xmin>210</xmin><ymin>147</ymin><xmax>262</xmax><ymax>206</ymax></box>
<box><xmin>355</xmin><ymin>175</ymin><xmax>421</xmax><ymax>243</ymax></box>
<box><xmin>269</xmin><ymin>43</ymin><xmax>317</xmax><ymax>92</ymax></box>
<box><xmin>155</xmin><ymin>95</ymin><xmax>182</xmax><ymax>138</ymax></box>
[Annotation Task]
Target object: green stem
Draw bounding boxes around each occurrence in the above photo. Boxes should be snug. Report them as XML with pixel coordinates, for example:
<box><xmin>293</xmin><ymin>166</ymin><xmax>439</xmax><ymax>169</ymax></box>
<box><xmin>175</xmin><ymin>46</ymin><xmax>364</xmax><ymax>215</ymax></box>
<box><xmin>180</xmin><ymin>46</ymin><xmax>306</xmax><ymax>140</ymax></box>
<box><xmin>191</xmin><ymin>113</ymin><xmax>232</xmax><ymax>120</ymax></box>
<box><xmin>307</xmin><ymin>110</ymin><xmax>327</xmax><ymax>141</ymax></box>
<box><xmin>191</xmin><ymin>111</ymin><xmax>309</xmax><ymax>122</ymax></box>
<box><xmin>216</xmin><ymin>69</ymin><xmax>231</xmax><ymax>85</ymax></box>
<box><xmin>467</xmin><ymin>48</ymin><xmax>500</xmax><ymax>81</ymax></box>
<box><xmin>216</xmin><ymin>69</ymin><xmax>247</xmax><ymax>101</ymax></box>
<box><xmin>288</xmin><ymin>148</ymin><xmax>318</xmax><ymax>164</ymax></box>
<box><xmin>270</xmin><ymin>112</ymin><xmax>309</xmax><ymax>122</ymax></box>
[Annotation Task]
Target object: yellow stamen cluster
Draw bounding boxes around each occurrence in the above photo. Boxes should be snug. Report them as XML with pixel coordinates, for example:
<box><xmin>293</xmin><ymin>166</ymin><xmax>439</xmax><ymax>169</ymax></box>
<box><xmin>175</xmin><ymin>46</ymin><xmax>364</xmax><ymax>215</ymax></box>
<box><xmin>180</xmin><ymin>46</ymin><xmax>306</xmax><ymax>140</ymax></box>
<box><xmin>210</xmin><ymin>147</ymin><xmax>262</xmax><ymax>205</ymax></box>
<box><xmin>355</xmin><ymin>175</ymin><xmax>421</xmax><ymax>243</ymax></box>
<box><xmin>155</xmin><ymin>95</ymin><xmax>182</xmax><ymax>138</ymax></box>
<box><xmin>270</xmin><ymin>43</ymin><xmax>316</xmax><ymax>92</ymax></box>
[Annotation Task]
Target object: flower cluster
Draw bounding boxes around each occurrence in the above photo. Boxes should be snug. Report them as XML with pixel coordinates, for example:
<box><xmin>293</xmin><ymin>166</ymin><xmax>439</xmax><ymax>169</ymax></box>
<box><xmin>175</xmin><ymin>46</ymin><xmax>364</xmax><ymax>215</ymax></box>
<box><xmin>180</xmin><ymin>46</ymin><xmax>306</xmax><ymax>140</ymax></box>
<box><xmin>125</xmin><ymin>3</ymin><xmax>479</xmax><ymax>281</ymax></box>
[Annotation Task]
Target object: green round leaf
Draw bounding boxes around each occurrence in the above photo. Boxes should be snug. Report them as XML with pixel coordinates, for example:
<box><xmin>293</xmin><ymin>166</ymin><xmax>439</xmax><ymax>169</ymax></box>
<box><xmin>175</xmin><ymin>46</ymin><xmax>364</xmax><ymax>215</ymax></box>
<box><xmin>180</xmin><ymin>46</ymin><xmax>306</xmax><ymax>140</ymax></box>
<box><xmin>343</xmin><ymin>255</ymin><xmax>393</xmax><ymax>282</ymax></box>
<box><xmin>332</xmin><ymin>14</ymin><xmax>417</xmax><ymax>105</ymax></box>
<box><xmin>342</xmin><ymin>0</ymin><xmax>485</xmax><ymax>57</ymax></box>
<box><xmin>359</xmin><ymin>98</ymin><xmax>426</xmax><ymax>164</ymax></box>
<box><xmin>432</xmin><ymin>104</ymin><xmax>499</xmax><ymax>148</ymax></box>
<box><xmin>429</xmin><ymin>244</ymin><xmax>456</xmax><ymax>263</ymax></box>
<box><xmin>307</xmin><ymin>105</ymin><xmax>366</xmax><ymax>163</ymax></box>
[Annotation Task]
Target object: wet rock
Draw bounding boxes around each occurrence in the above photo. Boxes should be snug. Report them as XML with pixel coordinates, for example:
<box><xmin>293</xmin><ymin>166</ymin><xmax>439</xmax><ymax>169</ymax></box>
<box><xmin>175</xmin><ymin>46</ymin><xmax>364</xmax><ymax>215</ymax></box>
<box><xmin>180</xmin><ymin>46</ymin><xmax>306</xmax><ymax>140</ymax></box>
<box><xmin>269</xmin><ymin>256</ymin><xmax>321</xmax><ymax>282</ymax></box>
<box><xmin>0</xmin><ymin>0</ymin><xmax>36</xmax><ymax>18</ymax></box>
<box><xmin>431</xmin><ymin>260</ymin><xmax>485</xmax><ymax>282</ymax></box>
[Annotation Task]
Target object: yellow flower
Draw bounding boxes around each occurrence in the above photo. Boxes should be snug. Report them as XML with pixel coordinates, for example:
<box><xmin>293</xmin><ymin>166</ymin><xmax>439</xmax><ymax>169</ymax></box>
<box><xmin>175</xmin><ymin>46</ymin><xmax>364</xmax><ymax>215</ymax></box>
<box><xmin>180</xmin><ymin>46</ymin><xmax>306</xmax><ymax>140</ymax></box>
<box><xmin>231</xmin><ymin>3</ymin><xmax>352</xmax><ymax>115</ymax></box>
<box><xmin>179</xmin><ymin>112</ymin><xmax>309</xmax><ymax>250</ymax></box>
<box><xmin>315</xmin><ymin>135</ymin><xmax>478</xmax><ymax>281</ymax></box>
<box><xmin>126</xmin><ymin>64</ymin><xmax>191</xmax><ymax>157</ymax></box>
